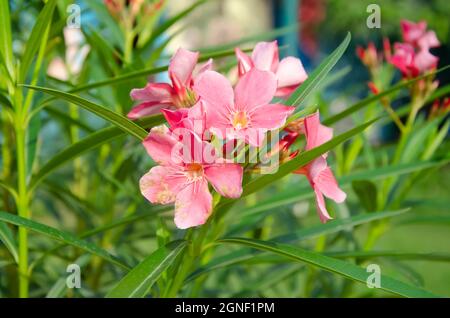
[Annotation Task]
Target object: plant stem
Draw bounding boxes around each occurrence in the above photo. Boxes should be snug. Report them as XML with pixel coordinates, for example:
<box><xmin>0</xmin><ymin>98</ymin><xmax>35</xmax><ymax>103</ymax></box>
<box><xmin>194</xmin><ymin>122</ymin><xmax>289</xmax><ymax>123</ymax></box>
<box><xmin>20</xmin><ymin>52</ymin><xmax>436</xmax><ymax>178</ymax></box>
<box><xmin>15</xmin><ymin>120</ymin><xmax>30</xmax><ymax>298</ymax></box>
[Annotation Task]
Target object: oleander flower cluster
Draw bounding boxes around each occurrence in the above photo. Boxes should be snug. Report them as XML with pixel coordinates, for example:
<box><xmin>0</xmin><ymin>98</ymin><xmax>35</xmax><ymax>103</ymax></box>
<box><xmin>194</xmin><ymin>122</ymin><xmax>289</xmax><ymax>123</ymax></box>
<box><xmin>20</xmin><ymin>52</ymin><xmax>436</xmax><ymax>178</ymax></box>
<box><xmin>130</xmin><ymin>42</ymin><xmax>346</xmax><ymax>229</ymax></box>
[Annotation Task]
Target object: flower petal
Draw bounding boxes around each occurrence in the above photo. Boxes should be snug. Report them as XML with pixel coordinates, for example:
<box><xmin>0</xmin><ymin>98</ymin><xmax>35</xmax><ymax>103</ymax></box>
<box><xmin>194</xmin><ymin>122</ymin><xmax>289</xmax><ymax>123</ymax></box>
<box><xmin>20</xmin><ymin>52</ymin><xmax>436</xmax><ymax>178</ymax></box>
<box><xmin>251</xmin><ymin>41</ymin><xmax>279</xmax><ymax>72</ymax></box>
<box><xmin>140</xmin><ymin>166</ymin><xmax>186</xmax><ymax>204</ymax></box>
<box><xmin>204</xmin><ymin>163</ymin><xmax>243</xmax><ymax>198</ymax></box>
<box><xmin>418</xmin><ymin>31</ymin><xmax>440</xmax><ymax>49</ymax></box>
<box><xmin>174</xmin><ymin>179</ymin><xmax>212</xmax><ymax>229</ymax></box>
<box><xmin>130</xmin><ymin>83</ymin><xmax>173</xmax><ymax>102</ymax></box>
<box><xmin>168</xmin><ymin>48</ymin><xmax>199</xmax><ymax>86</ymax></box>
<box><xmin>400</xmin><ymin>20</ymin><xmax>427</xmax><ymax>44</ymax></box>
<box><xmin>414</xmin><ymin>49</ymin><xmax>438</xmax><ymax>72</ymax></box>
<box><xmin>276</xmin><ymin>57</ymin><xmax>308</xmax><ymax>89</ymax></box>
<box><xmin>234</xmin><ymin>69</ymin><xmax>277</xmax><ymax>111</ymax></box>
<box><xmin>142</xmin><ymin>125</ymin><xmax>182</xmax><ymax>165</ymax></box>
<box><xmin>304</xmin><ymin>111</ymin><xmax>333</xmax><ymax>150</ymax></box>
<box><xmin>314</xmin><ymin>166</ymin><xmax>346</xmax><ymax>203</ymax></box>
<box><xmin>194</xmin><ymin>71</ymin><xmax>234</xmax><ymax>128</ymax></box>
<box><xmin>249</xmin><ymin>103</ymin><xmax>295</xmax><ymax>130</ymax></box>
<box><xmin>127</xmin><ymin>102</ymin><xmax>169</xmax><ymax>119</ymax></box>
<box><xmin>314</xmin><ymin>187</ymin><xmax>333</xmax><ymax>223</ymax></box>
<box><xmin>235</xmin><ymin>48</ymin><xmax>253</xmax><ymax>76</ymax></box>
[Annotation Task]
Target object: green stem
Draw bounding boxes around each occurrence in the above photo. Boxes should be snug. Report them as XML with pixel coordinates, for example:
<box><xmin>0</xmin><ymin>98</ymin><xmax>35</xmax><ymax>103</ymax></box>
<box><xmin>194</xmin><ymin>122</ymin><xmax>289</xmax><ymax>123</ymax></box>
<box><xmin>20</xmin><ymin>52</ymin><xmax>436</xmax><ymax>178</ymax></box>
<box><xmin>15</xmin><ymin>120</ymin><xmax>30</xmax><ymax>298</ymax></box>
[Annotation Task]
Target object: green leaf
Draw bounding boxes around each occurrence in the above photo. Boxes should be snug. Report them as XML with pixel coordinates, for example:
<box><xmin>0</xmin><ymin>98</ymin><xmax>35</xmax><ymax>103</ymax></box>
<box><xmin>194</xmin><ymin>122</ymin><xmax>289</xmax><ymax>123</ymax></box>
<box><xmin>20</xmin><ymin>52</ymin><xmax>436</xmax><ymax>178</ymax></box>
<box><xmin>106</xmin><ymin>240</ymin><xmax>187</xmax><ymax>298</ymax></box>
<box><xmin>352</xmin><ymin>180</ymin><xmax>378</xmax><ymax>212</ymax></box>
<box><xmin>19</xmin><ymin>0</ymin><xmax>57</xmax><ymax>82</ymax></box>
<box><xmin>0</xmin><ymin>0</ymin><xmax>14</xmax><ymax>78</ymax></box>
<box><xmin>328</xmin><ymin>250</ymin><xmax>450</xmax><ymax>262</ymax></box>
<box><xmin>0</xmin><ymin>220</ymin><xmax>18</xmax><ymax>263</ymax></box>
<box><xmin>0</xmin><ymin>179</ymin><xmax>18</xmax><ymax>200</ymax></box>
<box><xmin>189</xmin><ymin>209</ymin><xmax>408</xmax><ymax>281</ymax></box>
<box><xmin>29</xmin><ymin>115</ymin><xmax>164</xmax><ymax>191</ymax></box>
<box><xmin>286</xmin><ymin>32</ymin><xmax>351</xmax><ymax>110</ymax></box>
<box><xmin>0</xmin><ymin>211</ymin><xmax>130</xmax><ymax>271</ymax></box>
<box><xmin>324</xmin><ymin>66</ymin><xmax>450</xmax><ymax>125</ymax></box>
<box><xmin>22</xmin><ymin>85</ymin><xmax>148</xmax><ymax>140</ymax></box>
<box><xmin>218</xmin><ymin>238</ymin><xmax>437</xmax><ymax>297</ymax></box>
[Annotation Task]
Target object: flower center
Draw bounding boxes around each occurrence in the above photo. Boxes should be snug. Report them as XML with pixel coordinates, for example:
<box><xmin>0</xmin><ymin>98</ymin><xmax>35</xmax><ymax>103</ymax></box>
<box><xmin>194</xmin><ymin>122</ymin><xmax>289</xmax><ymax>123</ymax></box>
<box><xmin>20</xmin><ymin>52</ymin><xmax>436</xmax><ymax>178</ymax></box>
<box><xmin>185</xmin><ymin>163</ymin><xmax>204</xmax><ymax>181</ymax></box>
<box><xmin>173</xmin><ymin>88</ymin><xmax>198</xmax><ymax>108</ymax></box>
<box><xmin>231</xmin><ymin>111</ymin><xmax>249</xmax><ymax>130</ymax></box>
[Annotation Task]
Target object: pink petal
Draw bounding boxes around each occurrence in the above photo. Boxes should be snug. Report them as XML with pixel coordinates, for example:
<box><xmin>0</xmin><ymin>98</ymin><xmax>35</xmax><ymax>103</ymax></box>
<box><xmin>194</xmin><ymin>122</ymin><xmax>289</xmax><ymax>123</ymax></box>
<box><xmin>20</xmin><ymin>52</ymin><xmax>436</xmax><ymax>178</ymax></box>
<box><xmin>204</xmin><ymin>163</ymin><xmax>243</xmax><ymax>198</ymax></box>
<box><xmin>249</xmin><ymin>103</ymin><xmax>295</xmax><ymax>130</ymax></box>
<box><xmin>251</xmin><ymin>41</ymin><xmax>279</xmax><ymax>72</ymax></box>
<box><xmin>174</xmin><ymin>179</ymin><xmax>212</xmax><ymax>229</ymax></box>
<box><xmin>140</xmin><ymin>166</ymin><xmax>186</xmax><ymax>204</ymax></box>
<box><xmin>243</xmin><ymin>128</ymin><xmax>267</xmax><ymax>147</ymax></box>
<box><xmin>304</xmin><ymin>111</ymin><xmax>333</xmax><ymax>150</ymax></box>
<box><xmin>161</xmin><ymin>108</ymin><xmax>189</xmax><ymax>129</ymax></box>
<box><xmin>127</xmin><ymin>102</ymin><xmax>169</xmax><ymax>119</ymax></box>
<box><xmin>143</xmin><ymin>125</ymin><xmax>182</xmax><ymax>166</ymax></box>
<box><xmin>313</xmin><ymin>187</ymin><xmax>333</xmax><ymax>223</ymax></box>
<box><xmin>414</xmin><ymin>49</ymin><xmax>438</xmax><ymax>73</ymax></box>
<box><xmin>314</xmin><ymin>166</ymin><xmax>346</xmax><ymax>203</ymax></box>
<box><xmin>196</xmin><ymin>58</ymin><xmax>213</xmax><ymax>77</ymax></box>
<box><xmin>130</xmin><ymin>83</ymin><xmax>173</xmax><ymax>102</ymax></box>
<box><xmin>276</xmin><ymin>57</ymin><xmax>308</xmax><ymax>89</ymax></box>
<box><xmin>401</xmin><ymin>20</ymin><xmax>427</xmax><ymax>44</ymax></box>
<box><xmin>168</xmin><ymin>48</ymin><xmax>199</xmax><ymax>86</ymax></box>
<box><xmin>194</xmin><ymin>71</ymin><xmax>234</xmax><ymax>129</ymax></box>
<box><xmin>235</xmin><ymin>48</ymin><xmax>253</xmax><ymax>76</ymax></box>
<box><xmin>234</xmin><ymin>69</ymin><xmax>277</xmax><ymax>111</ymax></box>
<box><xmin>418</xmin><ymin>31</ymin><xmax>440</xmax><ymax>49</ymax></box>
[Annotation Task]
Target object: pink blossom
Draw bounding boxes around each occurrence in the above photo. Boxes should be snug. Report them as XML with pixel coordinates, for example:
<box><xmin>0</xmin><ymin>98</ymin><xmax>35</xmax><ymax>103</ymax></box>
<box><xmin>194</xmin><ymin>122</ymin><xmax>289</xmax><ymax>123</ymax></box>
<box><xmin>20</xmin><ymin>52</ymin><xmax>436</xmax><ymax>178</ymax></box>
<box><xmin>235</xmin><ymin>41</ymin><xmax>308</xmax><ymax>97</ymax></box>
<box><xmin>400</xmin><ymin>20</ymin><xmax>440</xmax><ymax>50</ymax></box>
<box><xmin>128</xmin><ymin>48</ymin><xmax>212</xmax><ymax>119</ymax></box>
<box><xmin>140</xmin><ymin>125</ymin><xmax>243</xmax><ymax>229</ymax></box>
<box><xmin>295</xmin><ymin>112</ymin><xmax>346</xmax><ymax>223</ymax></box>
<box><xmin>194</xmin><ymin>68</ymin><xmax>294</xmax><ymax>147</ymax></box>
<box><xmin>390</xmin><ymin>42</ymin><xmax>438</xmax><ymax>77</ymax></box>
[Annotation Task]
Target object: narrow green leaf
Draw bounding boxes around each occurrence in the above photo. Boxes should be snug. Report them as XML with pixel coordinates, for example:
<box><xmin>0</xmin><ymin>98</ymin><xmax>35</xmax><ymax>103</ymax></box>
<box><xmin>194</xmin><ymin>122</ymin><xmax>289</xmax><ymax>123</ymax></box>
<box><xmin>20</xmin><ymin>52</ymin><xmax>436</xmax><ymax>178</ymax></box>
<box><xmin>0</xmin><ymin>179</ymin><xmax>18</xmax><ymax>200</ymax></box>
<box><xmin>22</xmin><ymin>85</ymin><xmax>148</xmax><ymax>140</ymax></box>
<box><xmin>352</xmin><ymin>180</ymin><xmax>378</xmax><ymax>212</ymax></box>
<box><xmin>219</xmin><ymin>238</ymin><xmax>436</xmax><ymax>297</ymax></box>
<box><xmin>324</xmin><ymin>66</ymin><xmax>450</xmax><ymax>125</ymax></box>
<box><xmin>29</xmin><ymin>115</ymin><xmax>164</xmax><ymax>191</ymax></box>
<box><xmin>106</xmin><ymin>240</ymin><xmax>187</xmax><ymax>298</ymax></box>
<box><xmin>20</xmin><ymin>0</ymin><xmax>57</xmax><ymax>82</ymax></box>
<box><xmin>0</xmin><ymin>220</ymin><xmax>19</xmax><ymax>263</ymax></box>
<box><xmin>189</xmin><ymin>209</ymin><xmax>408</xmax><ymax>281</ymax></box>
<box><xmin>0</xmin><ymin>211</ymin><xmax>130</xmax><ymax>271</ymax></box>
<box><xmin>286</xmin><ymin>32</ymin><xmax>351</xmax><ymax>110</ymax></box>
<box><xmin>0</xmin><ymin>0</ymin><xmax>14</xmax><ymax>78</ymax></box>
<box><xmin>328</xmin><ymin>250</ymin><xmax>450</xmax><ymax>262</ymax></box>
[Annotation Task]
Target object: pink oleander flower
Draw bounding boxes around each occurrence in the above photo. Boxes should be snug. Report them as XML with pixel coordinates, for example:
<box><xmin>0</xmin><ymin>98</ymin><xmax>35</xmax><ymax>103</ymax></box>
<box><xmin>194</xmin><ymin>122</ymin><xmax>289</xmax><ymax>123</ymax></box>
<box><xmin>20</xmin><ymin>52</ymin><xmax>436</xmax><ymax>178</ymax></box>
<box><xmin>128</xmin><ymin>48</ymin><xmax>212</xmax><ymax>119</ymax></box>
<box><xmin>294</xmin><ymin>112</ymin><xmax>346</xmax><ymax>223</ymax></box>
<box><xmin>140</xmin><ymin>125</ymin><xmax>243</xmax><ymax>229</ymax></box>
<box><xmin>235</xmin><ymin>41</ymin><xmax>308</xmax><ymax>97</ymax></box>
<box><xmin>193</xmin><ymin>68</ymin><xmax>295</xmax><ymax>147</ymax></box>
<box><xmin>390</xmin><ymin>20</ymin><xmax>440</xmax><ymax>78</ymax></box>
<box><xmin>400</xmin><ymin>20</ymin><xmax>440</xmax><ymax>50</ymax></box>
<box><xmin>390</xmin><ymin>43</ymin><xmax>438</xmax><ymax>77</ymax></box>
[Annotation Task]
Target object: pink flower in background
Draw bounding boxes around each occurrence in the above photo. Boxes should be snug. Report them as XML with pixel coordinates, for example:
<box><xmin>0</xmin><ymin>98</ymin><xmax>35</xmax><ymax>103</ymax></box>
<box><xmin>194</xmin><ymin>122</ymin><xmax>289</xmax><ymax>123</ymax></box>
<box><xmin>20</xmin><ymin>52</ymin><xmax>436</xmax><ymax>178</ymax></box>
<box><xmin>235</xmin><ymin>41</ymin><xmax>308</xmax><ymax>97</ymax></box>
<box><xmin>140</xmin><ymin>125</ymin><xmax>243</xmax><ymax>229</ymax></box>
<box><xmin>390</xmin><ymin>43</ymin><xmax>419</xmax><ymax>77</ymax></box>
<box><xmin>294</xmin><ymin>112</ymin><xmax>346</xmax><ymax>223</ymax></box>
<box><xmin>194</xmin><ymin>68</ymin><xmax>295</xmax><ymax>147</ymax></box>
<box><xmin>400</xmin><ymin>20</ymin><xmax>440</xmax><ymax>50</ymax></box>
<box><xmin>128</xmin><ymin>48</ymin><xmax>212</xmax><ymax>119</ymax></box>
<box><xmin>390</xmin><ymin>20</ymin><xmax>440</xmax><ymax>77</ymax></box>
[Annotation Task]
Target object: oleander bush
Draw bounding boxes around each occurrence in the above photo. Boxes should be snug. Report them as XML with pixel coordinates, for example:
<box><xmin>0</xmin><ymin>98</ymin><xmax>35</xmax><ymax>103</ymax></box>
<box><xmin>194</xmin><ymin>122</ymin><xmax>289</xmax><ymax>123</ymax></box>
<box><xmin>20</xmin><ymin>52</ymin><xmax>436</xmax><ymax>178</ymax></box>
<box><xmin>0</xmin><ymin>0</ymin><xmax>449</xmax><ymax>298</ymax></box>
